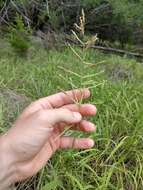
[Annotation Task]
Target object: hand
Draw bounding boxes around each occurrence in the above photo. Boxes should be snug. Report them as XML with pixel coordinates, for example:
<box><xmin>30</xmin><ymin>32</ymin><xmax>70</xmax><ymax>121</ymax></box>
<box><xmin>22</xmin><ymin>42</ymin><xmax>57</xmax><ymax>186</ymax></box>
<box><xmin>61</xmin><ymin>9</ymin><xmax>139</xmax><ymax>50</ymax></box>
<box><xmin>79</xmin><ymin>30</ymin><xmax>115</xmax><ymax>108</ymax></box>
<box><xmin>0</xmin><ymin>89</ymin><xmax>97</xmax><ymax>186</ymax></box>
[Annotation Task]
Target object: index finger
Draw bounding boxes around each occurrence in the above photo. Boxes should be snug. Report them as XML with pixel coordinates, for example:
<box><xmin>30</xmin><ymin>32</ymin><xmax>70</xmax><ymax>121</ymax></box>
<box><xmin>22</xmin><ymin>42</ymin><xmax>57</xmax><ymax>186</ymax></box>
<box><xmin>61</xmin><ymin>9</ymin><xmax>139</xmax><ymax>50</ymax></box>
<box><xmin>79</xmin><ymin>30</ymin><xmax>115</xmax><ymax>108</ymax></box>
<box><xmin>37</xmin><ymin>88</ymin><xmax>91</xmax><ymax>109</ymax></box>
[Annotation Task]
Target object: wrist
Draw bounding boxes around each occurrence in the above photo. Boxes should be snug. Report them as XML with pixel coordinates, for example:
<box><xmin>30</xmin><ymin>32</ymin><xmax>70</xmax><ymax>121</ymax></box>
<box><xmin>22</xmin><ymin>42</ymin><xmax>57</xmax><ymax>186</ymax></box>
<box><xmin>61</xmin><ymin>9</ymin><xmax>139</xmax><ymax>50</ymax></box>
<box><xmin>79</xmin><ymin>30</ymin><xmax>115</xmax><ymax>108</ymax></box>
<box><xmin>0</xmin><ymin>134</ymin><xmax>16</xmax><ymax>190</ymax></box>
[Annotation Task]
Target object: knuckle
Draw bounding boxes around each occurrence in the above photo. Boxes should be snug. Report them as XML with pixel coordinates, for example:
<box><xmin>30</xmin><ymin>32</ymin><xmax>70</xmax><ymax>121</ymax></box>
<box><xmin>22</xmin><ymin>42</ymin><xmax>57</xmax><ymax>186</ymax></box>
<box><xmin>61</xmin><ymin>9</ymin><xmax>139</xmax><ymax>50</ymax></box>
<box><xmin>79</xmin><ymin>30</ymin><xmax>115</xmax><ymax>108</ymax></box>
<box><xmin>59</xmin><ymin>108</ymin><xmax>71</xmax><ymax>116</ymax></box>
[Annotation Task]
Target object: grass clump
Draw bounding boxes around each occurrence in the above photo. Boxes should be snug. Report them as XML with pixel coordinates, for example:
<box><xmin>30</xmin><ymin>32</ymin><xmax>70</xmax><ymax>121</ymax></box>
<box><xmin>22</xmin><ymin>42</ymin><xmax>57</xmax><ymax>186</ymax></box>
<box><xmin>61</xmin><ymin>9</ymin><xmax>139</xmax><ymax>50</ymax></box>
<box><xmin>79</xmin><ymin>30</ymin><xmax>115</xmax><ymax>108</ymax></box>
<box><xmin>0</xmin><ymin>46</ymin><xmax>143</xmax><ymax>189</ymax></box>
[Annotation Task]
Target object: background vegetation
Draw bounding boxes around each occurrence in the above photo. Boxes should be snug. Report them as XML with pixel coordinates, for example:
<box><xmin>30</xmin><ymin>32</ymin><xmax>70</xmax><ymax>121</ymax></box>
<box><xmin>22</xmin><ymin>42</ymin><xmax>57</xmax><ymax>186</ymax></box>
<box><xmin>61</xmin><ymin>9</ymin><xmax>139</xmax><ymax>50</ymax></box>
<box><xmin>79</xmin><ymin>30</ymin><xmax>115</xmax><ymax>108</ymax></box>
<box><xmin>1</xmin><ymin>0</ymin><xmax>143</xmax><ymax>47</ymax></box>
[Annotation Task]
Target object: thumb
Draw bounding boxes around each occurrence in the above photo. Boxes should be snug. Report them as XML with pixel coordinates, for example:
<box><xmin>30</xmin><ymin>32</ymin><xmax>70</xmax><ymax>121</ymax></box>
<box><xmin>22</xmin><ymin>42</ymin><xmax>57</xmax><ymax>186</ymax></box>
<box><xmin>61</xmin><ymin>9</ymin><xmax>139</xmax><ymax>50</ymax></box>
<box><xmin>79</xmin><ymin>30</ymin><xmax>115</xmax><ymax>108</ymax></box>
<box><xmin>37</xmin><ymin>108</ymin><xmax>82</xmax><ymax>126</ymax></box>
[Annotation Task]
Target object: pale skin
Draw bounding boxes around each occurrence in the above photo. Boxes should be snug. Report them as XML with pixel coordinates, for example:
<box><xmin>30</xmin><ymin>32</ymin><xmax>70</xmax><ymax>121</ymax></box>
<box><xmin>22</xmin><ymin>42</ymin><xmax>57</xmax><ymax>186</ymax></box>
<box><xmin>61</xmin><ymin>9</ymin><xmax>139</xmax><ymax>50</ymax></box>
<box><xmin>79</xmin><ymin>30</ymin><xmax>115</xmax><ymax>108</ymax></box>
<box><xmin>0</xmin><ymin>89</ymin><xmax>97</xmax><ymax>190</ymax></box>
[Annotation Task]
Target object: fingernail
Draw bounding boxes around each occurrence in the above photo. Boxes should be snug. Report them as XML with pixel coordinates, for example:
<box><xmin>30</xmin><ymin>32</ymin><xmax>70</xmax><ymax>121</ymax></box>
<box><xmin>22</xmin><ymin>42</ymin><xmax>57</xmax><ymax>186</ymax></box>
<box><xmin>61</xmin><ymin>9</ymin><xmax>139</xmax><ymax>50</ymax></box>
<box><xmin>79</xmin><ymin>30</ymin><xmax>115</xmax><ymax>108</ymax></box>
<box><xmin>73</xmin><ymin>112</ymin><xmax>82</xmax><ymax>121</ymax></box>
<box><xmin>89</xmin><ymin>123</ymin><xmax>96</xmax><ymax>130</ymax></box>
<box><xmin>85</xmin><ymin>88</ymin><xmax>91</xmax><ymax>97</ymax></box>
<box><xmin>87</xmin><ymin>139</ymin><xmax>95</xmax><ymax>147</ymax></box>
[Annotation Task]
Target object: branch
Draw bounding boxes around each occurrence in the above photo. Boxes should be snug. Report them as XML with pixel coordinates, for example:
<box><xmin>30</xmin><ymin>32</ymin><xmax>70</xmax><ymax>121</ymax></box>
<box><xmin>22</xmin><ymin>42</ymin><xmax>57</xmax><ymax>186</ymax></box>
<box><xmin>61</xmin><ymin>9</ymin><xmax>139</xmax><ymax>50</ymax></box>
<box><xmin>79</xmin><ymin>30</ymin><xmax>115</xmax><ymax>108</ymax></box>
<box><xmin>64</xmin><ymin>39</ymin><xmax>143</xmax><ymax>59</ymax></box>
<box><xmin>64</xmin><ymin>36</ymin><xmax>143</xmax><ymax>58</ymax></box>
<box><xmin>89</xmin><ymin>45</ymin><xmax>143</xmax><ymax>58</ymax></box>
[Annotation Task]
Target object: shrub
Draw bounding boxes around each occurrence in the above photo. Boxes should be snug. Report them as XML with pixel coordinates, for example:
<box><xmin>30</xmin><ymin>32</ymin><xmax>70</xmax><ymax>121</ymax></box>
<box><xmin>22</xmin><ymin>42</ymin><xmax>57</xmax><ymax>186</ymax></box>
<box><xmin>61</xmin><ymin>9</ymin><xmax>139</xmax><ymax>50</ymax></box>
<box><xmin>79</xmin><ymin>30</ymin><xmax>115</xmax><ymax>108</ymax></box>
<box><xmin>7</xmin><ymin>14</ymin><xmax>31</xmax><ymax>55</ymax></box>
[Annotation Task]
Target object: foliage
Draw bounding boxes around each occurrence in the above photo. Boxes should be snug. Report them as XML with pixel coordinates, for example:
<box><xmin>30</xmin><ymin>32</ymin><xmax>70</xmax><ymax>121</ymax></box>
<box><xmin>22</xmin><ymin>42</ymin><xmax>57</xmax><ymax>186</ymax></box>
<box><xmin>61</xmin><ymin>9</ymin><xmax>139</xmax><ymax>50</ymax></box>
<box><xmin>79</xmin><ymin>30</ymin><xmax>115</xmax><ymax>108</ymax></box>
<box><xmin>79</xmin><ymin>0</ymin><xmax>143</xmax><ymax>44</ymax></box>
<box><xmin>6</xmin><ymin>14</ymin><xmax>31</xmax><ymax>54</ymax></box>
<box><xmin>1</xmin><ymin>0</ymin><xmax>143</xmax><ymax>45</ymax></box>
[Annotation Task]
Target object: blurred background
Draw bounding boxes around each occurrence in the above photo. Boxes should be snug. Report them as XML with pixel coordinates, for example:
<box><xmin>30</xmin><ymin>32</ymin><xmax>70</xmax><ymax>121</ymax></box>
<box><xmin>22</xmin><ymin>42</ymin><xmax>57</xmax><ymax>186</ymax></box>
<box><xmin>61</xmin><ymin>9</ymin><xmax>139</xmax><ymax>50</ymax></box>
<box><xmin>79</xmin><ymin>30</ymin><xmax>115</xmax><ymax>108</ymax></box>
<box><xmin>1</xmin><ymin>0</ymin><xmax>143</xmax><ymax>53</ymax></box>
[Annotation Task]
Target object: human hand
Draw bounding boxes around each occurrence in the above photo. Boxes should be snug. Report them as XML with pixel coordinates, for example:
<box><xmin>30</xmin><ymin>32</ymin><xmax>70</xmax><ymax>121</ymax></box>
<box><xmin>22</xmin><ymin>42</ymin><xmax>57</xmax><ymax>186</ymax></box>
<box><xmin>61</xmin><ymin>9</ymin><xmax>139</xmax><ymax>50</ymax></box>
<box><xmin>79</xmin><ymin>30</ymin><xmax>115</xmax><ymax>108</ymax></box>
<box><xmin>0</xmin><ymin>89</ymin><xmax>97</xmax><ymax>188</ymax></box>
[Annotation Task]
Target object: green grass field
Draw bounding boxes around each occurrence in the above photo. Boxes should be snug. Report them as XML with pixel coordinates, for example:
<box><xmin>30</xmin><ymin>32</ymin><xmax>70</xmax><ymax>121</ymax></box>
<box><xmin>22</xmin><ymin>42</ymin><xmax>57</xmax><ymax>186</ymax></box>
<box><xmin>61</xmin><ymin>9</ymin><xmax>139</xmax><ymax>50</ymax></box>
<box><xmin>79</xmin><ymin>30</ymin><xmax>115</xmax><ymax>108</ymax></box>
<box><xmin>0</xmin><ymin>46</ymin><xmax>143</xmax><ymax>189</ymax></box>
